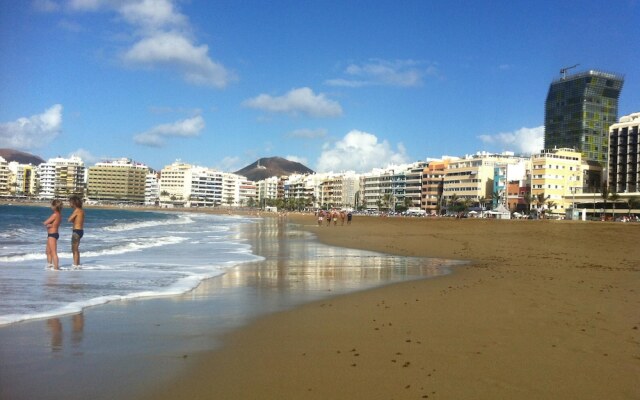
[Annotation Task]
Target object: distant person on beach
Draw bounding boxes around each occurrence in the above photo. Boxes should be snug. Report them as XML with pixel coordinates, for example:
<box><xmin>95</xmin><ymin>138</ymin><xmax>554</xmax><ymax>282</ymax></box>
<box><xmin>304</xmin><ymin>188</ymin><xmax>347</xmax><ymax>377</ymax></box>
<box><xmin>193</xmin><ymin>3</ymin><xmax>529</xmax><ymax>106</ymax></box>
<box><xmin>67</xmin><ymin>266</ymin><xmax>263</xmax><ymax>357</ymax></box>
<box><xmin>317</xmin><ymin>211</ymin><xmax>324</xmax><ymax>226</ymax></box>
<box><xmin>68</xmin><ymin>195</ymin><xmax>85</xmax><ymax>268</ymax></box>
<box><xmin>347</xmin><ymin>211</ymin><xmax>352</xmax><ymax>225</ymax></box>
<box><xmin>43</xmin><ymin>200</ymin><xmax>62</xmax><ymax>270</ymax></box>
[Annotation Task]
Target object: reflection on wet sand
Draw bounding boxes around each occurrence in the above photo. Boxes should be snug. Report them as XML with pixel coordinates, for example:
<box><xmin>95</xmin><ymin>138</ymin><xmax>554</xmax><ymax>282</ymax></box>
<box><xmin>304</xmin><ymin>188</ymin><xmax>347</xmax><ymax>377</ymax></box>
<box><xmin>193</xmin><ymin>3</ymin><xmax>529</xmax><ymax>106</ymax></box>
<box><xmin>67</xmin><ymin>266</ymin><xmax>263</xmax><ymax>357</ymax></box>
<box><xmin>195</xmin><ymin>218</ymin><xmax>461</xmax><ymax>301</ymax></box>
<box><xmin>45</xmin><ymin>313</ymin><xmax>84</xmax><ymax>354</ymax></box>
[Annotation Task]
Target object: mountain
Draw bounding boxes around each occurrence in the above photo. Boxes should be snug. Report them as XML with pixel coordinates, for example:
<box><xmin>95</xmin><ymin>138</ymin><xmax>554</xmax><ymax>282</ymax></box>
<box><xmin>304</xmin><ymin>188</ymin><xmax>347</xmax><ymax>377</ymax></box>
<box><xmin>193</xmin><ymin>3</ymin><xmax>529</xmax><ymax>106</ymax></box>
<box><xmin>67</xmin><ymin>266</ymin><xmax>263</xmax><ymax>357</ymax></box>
<box><xmin>0</xmin><ymin>149</ymin><xmax>45</xmax><ymax>165</ymax></box>
<box><xmin>234</xmin><ymin>157</ymin><xmax>314</xmax><ymax>181</ymax></box>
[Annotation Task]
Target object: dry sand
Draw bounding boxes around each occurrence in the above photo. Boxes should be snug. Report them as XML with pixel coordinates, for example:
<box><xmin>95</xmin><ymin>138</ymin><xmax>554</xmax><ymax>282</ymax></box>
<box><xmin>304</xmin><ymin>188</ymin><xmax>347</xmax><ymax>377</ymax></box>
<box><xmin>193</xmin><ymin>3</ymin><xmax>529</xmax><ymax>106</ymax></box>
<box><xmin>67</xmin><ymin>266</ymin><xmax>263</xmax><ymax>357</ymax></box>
<box><xmin>147</xmin><ymin>216</ymin><xmax>639</xmax><ymax>400</ymax></box>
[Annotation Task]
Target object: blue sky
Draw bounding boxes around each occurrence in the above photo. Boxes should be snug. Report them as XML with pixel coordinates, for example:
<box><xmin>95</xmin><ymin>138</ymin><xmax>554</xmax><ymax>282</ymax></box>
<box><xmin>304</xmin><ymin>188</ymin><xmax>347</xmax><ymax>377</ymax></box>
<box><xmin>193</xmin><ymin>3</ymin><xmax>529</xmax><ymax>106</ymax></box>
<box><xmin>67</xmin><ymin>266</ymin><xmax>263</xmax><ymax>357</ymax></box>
<box><xmin>1</xmin><ymin>0</ymin><xmax>638</xmax><ymax>173</ymax></box>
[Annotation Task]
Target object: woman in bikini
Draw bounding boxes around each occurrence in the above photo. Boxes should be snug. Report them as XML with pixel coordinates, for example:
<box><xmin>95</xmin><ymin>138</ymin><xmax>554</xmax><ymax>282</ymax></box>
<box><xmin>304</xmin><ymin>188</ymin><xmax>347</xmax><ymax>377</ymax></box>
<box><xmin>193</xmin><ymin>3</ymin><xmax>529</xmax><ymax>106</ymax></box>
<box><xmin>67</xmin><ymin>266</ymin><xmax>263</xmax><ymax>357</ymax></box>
<box><xmin>43</xmin><ymin>200</ymin><xmax>63</xmax><ymax>270</ymax></box>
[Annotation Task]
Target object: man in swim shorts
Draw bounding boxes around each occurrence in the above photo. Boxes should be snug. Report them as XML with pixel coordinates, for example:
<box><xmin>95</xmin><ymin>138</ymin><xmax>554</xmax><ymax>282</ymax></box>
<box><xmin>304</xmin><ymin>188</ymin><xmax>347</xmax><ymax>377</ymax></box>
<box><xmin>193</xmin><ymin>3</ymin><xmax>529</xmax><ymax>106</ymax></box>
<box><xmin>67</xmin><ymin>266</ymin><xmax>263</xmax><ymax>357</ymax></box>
<box><xmin>68</xmin><ymin>195</ymin><xmax>85</xmax><ymax>268</ymax></box>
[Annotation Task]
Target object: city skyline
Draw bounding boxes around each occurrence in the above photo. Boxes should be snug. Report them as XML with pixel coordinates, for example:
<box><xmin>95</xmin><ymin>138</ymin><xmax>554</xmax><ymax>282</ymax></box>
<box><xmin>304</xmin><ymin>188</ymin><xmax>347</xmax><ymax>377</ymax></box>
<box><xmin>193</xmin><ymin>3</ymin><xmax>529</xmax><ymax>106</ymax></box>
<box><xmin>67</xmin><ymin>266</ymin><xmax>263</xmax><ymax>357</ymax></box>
<box><xmin>1</xmin><ymin>1</ymin><xmax>639</xmax><ymax>172</ymax></box>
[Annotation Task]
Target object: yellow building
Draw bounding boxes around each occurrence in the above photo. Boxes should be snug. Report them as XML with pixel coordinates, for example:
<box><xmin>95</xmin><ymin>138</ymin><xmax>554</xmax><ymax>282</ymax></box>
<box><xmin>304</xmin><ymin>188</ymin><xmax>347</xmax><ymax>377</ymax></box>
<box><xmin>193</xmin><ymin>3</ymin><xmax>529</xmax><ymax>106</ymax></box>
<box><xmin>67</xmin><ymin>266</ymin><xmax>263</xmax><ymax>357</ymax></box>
<box><xmin>530</xmin><ymin>148</ymin><xmax>582</xmax><ymax>215</ymax></box>
<box><xmin>87</xmin><ymin>159</ymin><xmax>149</xmax><ymax>204</ymax></box>
<box><xmin>443</xmin><ymin>152</ymin><xmax>522</xmax><ymax>206</ymax></box>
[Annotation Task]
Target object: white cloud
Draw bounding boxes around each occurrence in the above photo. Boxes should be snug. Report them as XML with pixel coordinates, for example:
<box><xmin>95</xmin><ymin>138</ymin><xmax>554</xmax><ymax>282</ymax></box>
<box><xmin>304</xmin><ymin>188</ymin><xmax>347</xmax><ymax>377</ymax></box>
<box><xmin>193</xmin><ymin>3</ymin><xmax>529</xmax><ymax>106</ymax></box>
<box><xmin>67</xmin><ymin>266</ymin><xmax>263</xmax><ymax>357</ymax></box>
<box><xmin>118</xmin><ymin>0</ymin><xmax>186</xmax><ymax>29</ymax></box>
<box><xmin>68</xmin><ymin>148</ymin><xmax>100</xmax><ymax>165</ymax></box>
<box><xmin>0</xmin><ymin>104</ymin><xmax>63</xmax><ymax>150</ymax></box>
<box><xmin>316</xmin><ymin>130</ymin><xmax>409</xmax><ymax>173</ymax></box>
<box><xmin>134</xmin><ymin>115</ymin><xmax>205</xmax><ymax>147</ymax></box>
<box><xmin>243</xmin><ymin>87</ymin><xmax>343</xmax><ymax>118</ymax></box>
<box><xmin>285</xmin><ymin>155</ymin><xmax>308</xmax><ymax>165</ymax></box>
<box><xmin>51</xmin><ymin>0</ymin><xmax>235</xmax><ymax>88</ymax></box>
<box><xmin>478</xmin><ymin>126</ymin><xmax>544</xmax><ymax>155</ymax></box>
<box><xmin>122</xmin><ymin>31</ymin><xmax>235</xmax><ymax>88</ymax></box>
<box><xmin>326</xmin><ymin>59</ymin><xmax>439</xmax><ymax>88</ymax></box>
<box><xmin>286</xmin><ymin>128</ymin><xmax>327</xmax><ymax>139</ymax></box>
<box><xmin>215</xmin><ymin>156</ymin><xmax>241</xmax><ymax>172</ymax></box>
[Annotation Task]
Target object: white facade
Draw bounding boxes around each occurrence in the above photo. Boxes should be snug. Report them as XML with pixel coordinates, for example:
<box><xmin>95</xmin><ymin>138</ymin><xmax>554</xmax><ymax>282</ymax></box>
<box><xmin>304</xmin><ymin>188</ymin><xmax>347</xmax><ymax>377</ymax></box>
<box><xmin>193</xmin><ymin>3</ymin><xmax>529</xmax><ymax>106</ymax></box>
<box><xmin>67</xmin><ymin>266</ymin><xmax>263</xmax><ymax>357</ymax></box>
<box><xmin>257</xmin><ymin>176</ymin><xmax>279</xmax><ymax>204</ymax></box>
<box><xmin>145</xmin><ymin>173</ymin><xmax>159</xmax><ymax>206</ymax></box>
<box><xmin>221</xmin><ymin>173</ymin><xmax>256</xmax><ymax>207</ymax></box>
<box><xmin>37</xmin><ymin>156</ymin><xmax>85</xmax><ymax>199</ymax></box>
<box><xmin>159</xmin><ymin>162</ymin><xmax>230</xmax><ymax>207</ymax></box>
<box><xmin>159</xmin><ymin>162</ymin><xmax>193</xmax><ymax>205</ymax></box>
<box><xmin>190</xmin><ymin>168</ymin><xmax>223</xmax><ymax>207</ymax></box>
<box><xmin>0</xmin><ymin>157</ymin><xmax>9</xmax><ymax>196</ymax></box>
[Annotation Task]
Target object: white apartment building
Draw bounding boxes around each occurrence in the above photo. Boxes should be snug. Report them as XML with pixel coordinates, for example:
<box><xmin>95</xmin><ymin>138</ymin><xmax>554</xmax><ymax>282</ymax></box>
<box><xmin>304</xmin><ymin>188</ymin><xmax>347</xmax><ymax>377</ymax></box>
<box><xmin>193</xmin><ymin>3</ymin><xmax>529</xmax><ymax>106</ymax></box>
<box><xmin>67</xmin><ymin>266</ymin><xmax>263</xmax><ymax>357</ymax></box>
<box><xmin>145</xmin><ymin>173</ymin><xmax>159</xmax><ymax>206</ymax></box>
<box><xmin>362</xmin><ymin>169</ymin><xmax>393</xmax><ymax>210</ymax></box>
<box><xmin>257</xmin><ymin>176</ymin><xmax>279</xmax><ymax>205</ymax></box>
<box><xmin>318</xmin><ymin>172</ymin><xmax>361</xmax><ymax>209</ymax></box>
<box><xmin>220</xmin><ymin>173</ymin><xmax>256</xmax><ymax>207</ymax></box>
<box><xmin>190</xmin><ymin>168</ymin><xmax>224</xmax><ymax>207</ymax></box>
<box><xmin>159</xmin><ymin>162</ymin><xmax>193</xmax><ymax>206</ymax></box>
<box><xmin>37</xmin><ymin>156</ymin><xmax>85</xmax><ymax>199</ymax></box>
<box><xmin>361</xmin><ymin>163</ymin><xmax>426</xmax><ymax>211</ymax></box>
<box><xmin>0</xmin><ymin>157</ymin><xmax>9</xmax><ymax>196</ymax></box>
<box><xmin>159</xmin><ymin>162</ymin><xmax>230</xmax><ymax>207</ymax></box>
<box><xmin>283</xmin><ymin>173</ymin><xmax>324</xmax><ymax>207</ymax></box>
<box><xmin>404</xmin><ymin>162</ymin><xmax>428</xmax><ymax>209</ymax></box>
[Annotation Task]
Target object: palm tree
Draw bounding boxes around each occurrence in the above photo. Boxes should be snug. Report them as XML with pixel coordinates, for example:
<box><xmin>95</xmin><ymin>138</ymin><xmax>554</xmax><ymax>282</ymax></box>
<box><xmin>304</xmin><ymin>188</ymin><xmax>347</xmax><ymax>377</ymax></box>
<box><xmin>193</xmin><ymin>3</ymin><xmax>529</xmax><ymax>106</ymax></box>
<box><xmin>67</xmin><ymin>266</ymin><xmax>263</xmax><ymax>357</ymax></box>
<box><xmin>546</xmin><ymin>200</ymin><xmax>557</xmax><ymax>216</ymax></box>
<box><xmin>459</xmin><ymin>197</ymin><xmax>472</xmax><ymax>214</ymax></box>
<box><xmin>478</xmin><ymin>196</ymin><xmax>486</xmax><ymax>210</ymax></box>
<box><xmin>492</xmin><ymin>190</ymin><xmax>502</xmax><ymax>207</ymax></box>
<box><xmin>448</xmin><ymin>193</ymin><xmax>459</xmax><ymax>214</ymax></box>
<box><xmin>535</xmin><ymin>193</ymin><xmax>547</xmax><ymax>218</ymax></box>
<box><xmin>609</xmin><ymin>191</ymin><xmax>620</xmax><ymax>220</ymax></box>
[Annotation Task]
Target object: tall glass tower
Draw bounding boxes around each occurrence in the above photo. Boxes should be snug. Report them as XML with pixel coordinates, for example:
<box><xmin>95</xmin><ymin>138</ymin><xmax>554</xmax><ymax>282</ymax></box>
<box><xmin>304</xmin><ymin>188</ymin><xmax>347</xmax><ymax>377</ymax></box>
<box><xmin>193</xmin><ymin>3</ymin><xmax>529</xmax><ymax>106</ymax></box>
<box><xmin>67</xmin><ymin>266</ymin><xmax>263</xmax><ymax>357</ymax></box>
<box><xmin>544</xmin><ymin>69</ymin><xmax>624</xmax><ymax>165</ymax></box>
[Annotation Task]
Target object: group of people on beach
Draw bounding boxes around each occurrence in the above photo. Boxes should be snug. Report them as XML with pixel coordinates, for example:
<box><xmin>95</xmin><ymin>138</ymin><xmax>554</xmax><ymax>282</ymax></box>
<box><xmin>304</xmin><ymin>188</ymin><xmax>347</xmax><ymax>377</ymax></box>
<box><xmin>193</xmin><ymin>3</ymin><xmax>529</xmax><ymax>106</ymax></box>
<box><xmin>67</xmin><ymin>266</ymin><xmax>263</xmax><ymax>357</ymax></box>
<box><xmin>43</xmin><ymin>196</ymin><xmax>85</xmax><ymax>270</ymax></box>
<box><xmin>316</xmin><ymin>209</ymin><xmax>352</xmax><ymax>226</ymax></box>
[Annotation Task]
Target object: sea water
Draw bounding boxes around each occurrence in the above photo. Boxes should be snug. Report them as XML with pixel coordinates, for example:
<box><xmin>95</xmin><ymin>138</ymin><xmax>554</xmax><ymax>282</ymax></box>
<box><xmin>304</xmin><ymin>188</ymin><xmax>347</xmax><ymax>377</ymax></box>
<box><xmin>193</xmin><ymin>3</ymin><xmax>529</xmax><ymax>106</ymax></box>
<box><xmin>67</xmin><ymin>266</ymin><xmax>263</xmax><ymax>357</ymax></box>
<box><xmin>0</xmin><ymin>205</ymin><xmax>261</xmax><ymax>326</ymax></box>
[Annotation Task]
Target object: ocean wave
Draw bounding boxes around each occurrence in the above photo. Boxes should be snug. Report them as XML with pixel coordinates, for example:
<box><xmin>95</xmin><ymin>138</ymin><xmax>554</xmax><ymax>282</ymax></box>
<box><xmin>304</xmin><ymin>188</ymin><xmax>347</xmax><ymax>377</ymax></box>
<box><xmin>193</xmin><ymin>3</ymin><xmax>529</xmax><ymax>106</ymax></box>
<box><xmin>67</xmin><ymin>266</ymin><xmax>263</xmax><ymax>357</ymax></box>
<box><xmin>0</xmin><ymin>236</ymin><xmax>186</xmax><ymax>262</ymax></box>
<box><xmin>0</xmin><ymin>269</ymin><xmax>227</xmax><ymax>326</ymax></box>
<box><xmin>103</xmin><ymin>215</ymin><xmax>194</xmax><ymax>232</ymax></box>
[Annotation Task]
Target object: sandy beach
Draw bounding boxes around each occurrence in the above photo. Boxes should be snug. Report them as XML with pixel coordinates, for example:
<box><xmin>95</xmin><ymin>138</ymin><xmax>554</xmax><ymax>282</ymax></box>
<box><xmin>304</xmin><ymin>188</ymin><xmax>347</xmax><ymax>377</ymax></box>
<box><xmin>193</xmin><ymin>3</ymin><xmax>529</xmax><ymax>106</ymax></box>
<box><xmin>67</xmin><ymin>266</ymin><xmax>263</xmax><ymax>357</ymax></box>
<box><xmin>146</xmin><ymin>215</ymin><xmax>639</xmax><ymax>399</ymax></box>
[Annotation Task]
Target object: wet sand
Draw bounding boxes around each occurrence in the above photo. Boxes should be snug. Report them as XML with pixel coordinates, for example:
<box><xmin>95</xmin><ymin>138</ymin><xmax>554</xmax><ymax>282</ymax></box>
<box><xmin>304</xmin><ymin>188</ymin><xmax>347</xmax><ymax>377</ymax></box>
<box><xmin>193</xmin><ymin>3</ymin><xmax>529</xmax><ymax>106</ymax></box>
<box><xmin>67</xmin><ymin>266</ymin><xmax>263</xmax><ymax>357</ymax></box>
<box><xmin>0</xmin><ymin>216</ymin><xmax>456</xmax><ymax>400</ymax></box>
<box><xmin>147</xmin><ymin>215</ymin><xmax>639</xmax><ymax>399</ymax></box>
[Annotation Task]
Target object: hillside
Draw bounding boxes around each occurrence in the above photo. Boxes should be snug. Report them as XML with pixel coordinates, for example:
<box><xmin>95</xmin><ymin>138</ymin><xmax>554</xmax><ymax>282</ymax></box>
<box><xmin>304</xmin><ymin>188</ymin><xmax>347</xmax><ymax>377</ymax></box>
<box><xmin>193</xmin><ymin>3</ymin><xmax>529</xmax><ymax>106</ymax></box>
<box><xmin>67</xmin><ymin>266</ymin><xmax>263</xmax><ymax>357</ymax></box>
<box><xmin>235</xmin><ymin>157</ymin><xmax>314</xmax><ymax>181</ymax></box>
<box><xmin>0</xmin><ymin>149</ymin><xmax>45</xmax><ymax>165</ymax></box>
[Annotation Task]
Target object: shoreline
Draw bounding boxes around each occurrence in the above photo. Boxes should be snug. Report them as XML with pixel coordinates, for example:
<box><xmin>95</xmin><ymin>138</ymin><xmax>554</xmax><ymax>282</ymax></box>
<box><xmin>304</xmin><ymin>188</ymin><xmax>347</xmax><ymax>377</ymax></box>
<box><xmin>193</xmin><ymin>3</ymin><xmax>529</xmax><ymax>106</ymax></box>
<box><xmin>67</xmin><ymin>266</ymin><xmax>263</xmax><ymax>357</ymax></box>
<box><xmin>146</xmin><ymin>215</ymin><xmax>639</xmax><ymax>399</ymax></box>
<box><xmin>0</xmin><ymin>214</ymin><xmax>457</xmax><ymax>400</ymax></box>
<box><xmin>2</xmin><ymin>205</ymin><xmax>638</xmax><ymax>399</ymax></box>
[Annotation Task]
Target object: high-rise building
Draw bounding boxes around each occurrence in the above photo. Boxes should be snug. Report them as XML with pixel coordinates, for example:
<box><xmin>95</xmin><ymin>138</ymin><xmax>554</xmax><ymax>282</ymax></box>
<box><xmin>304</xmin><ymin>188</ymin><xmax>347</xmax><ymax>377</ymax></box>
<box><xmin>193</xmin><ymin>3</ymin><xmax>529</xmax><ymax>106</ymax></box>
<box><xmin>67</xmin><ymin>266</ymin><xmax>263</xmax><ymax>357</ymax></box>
<box><xmin>37</xmin><ymin>156</ymin><xmax>85</xmax><ymax>199</ymax></box>
<box><xmin>608</xmin><ymin>112</ymin><xmax>640</xmax><ymax>194</ymax></box>
<box><xmin>87</xmin><ymin>159</ymin><xmax>149</xmax><ymax>203</ymax></box>
<box><xmin>544</xmin><ymin>69</ymin><xmax>624</xmax><ymax>165</ymax></box>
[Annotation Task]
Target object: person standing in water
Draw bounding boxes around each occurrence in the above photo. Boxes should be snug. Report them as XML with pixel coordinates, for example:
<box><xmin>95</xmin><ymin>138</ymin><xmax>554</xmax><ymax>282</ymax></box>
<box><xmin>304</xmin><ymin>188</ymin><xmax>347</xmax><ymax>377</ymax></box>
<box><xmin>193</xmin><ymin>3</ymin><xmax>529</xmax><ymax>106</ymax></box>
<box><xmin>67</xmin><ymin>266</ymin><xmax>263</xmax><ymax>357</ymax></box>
<box><xmin>68</xmin><ymin>195</ymin><xmax>85</xmax><ymax>268</ymax></box>
<box><xmin>43</xmin><ymin>200</ymin><xmax>62</xmax><ymax>270</ymax></box>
